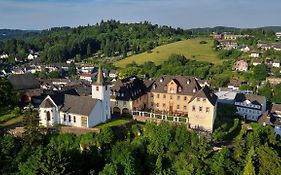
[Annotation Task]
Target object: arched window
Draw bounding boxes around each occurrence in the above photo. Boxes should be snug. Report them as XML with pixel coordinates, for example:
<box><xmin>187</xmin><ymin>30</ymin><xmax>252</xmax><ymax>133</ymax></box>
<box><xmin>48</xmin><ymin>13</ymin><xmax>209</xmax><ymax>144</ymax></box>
<box><xmin>46</xmin><ymin>111</ymin><xmax>51</xmax><ymax>121</ymax></box>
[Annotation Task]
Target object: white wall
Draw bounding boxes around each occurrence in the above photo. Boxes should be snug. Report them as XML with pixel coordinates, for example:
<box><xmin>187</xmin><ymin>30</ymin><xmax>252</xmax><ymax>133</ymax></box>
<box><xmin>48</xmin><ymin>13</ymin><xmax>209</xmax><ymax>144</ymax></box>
<box><xmin>88</xmin><ymin>101</ymin><xmax>104</xmax><ymax>127</ymax></box>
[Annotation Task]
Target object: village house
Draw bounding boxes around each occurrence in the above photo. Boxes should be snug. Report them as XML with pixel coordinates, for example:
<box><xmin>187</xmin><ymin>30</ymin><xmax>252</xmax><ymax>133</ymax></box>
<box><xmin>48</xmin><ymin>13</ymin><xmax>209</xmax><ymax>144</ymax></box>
<box><xmin>0</xmin><ymin>53</ymin><xmax>9</xmax><ymax>59</ymax></box>
<box><xmin>27</xmin><ymin>53</ymin><xmax>38</xmax><ymax>60</ymax></box>
<box><xmin>272</xmin><ymin>59</ymin><xmax>280</xmax><ymax>68</ymax></box>
<box><xmin>109</xmin><ymin>70</ymin><xmax>118</xmax><ymax>79</ymax></box>
<box><xmin>240</xmin><ymin>46</ymin><xmax>250</xmax><ymax>52</ymax></box>
<box><xmin>266</xmin><ymin>77</ymin><xmax>281</xmax><ymax>85</ymax></box>
<box><xmin>257</xmin><ymin>43</ymin><xmax>273</xmax><ymax>50</ymax></box>
<box><xmin>66</xmin><ymin>59</ymin><xmax>75</xmax><ymax>64</ymax></box>
<box><xmin>253</xmin><ymin>59</ymin><xmax>262</xmax><ymax>66</ymax></box>
<box><xmin>39</xmin><ymin>67</ymin><xmax>111</xmax><ymax>128</ymax></box>
<box><xmin>276</xmin><ymin>32</ymin><xmax>281</xmax><ymax>39</ymax></box>
<box><xmin>249</xmin><ymin>52</ymin><xmax>260</xmax><ymax>58</ymax></box>
<box><xmin>258</xmin><ymin>103</ymin><xmax>281</xmax><ymax>135</ymax></box>
<box><xmin>80</xmin><ymin>73</ymin><xmax>95</xmax><ymax>83</ymax></box>
<box><xmin>220</xmin><ymin>40</ymin><xmax>238</xmax><ymax>50</ymax></box>
<box><xmin>273</xmin><ymin>44</ymin><xmax>281</xmax><ymax>51</ymax></box>
<box><xmin>227</xmin><ymin>79</ymin><xmax>244</xmax><ymax>90</ymax></box>
<box><xmin>234</xmin><ymin>59</ymin><xmax>249</xmax><ymax>71</ymax></box>
<box><xmin>110</xmin><ymin>76</ymin><xmax>149</xmax><ymax>115</ymax></box>
<box><xmin>234</xmin><ymin>93</ymin><xmax>266</xmax><ymax>121</ymax></box>
<box><xmin>8</xmin><ymin>73</ymin><xmax>41</xmax><ymax>103</ymax></box>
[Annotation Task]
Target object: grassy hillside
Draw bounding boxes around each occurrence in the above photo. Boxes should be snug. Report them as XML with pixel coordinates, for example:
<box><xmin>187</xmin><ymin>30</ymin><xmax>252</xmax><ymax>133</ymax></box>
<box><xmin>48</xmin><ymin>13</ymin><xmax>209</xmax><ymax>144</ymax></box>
<box><xmin>115</xmin><ymin>38</ymin><xmax>221</xmax><ymax>67</ymax></box>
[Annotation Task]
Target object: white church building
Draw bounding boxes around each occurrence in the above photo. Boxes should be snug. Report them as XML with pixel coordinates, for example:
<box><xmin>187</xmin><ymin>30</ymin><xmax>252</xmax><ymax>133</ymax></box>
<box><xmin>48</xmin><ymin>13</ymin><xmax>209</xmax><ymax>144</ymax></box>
<box><xmin>39</xmin><ymin>67</ymin><xmax>111</xmax><ymax>128</ymax></box>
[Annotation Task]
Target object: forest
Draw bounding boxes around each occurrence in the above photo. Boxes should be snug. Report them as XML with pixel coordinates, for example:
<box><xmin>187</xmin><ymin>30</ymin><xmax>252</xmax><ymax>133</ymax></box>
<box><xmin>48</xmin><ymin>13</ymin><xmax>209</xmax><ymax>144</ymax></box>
<box><xmin>0</xmin><ymin>109</ymin><xmax>281</xmax><ymax>175</ymax></box>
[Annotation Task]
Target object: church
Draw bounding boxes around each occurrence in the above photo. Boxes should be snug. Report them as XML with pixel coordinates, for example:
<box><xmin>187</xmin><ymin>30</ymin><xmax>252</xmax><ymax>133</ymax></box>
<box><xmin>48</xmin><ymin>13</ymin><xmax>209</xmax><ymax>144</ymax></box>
<box><xmin>39</xmin><ymin>67</ymin><xmax>111</xmax><ymax>128</ymax></box>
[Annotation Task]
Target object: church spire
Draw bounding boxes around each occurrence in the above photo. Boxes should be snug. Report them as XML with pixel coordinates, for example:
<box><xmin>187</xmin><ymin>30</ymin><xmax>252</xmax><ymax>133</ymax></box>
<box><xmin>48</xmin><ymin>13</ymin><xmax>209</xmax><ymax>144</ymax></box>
<box><xmin>95</xmin><ymin>66</ymin><xmax>105</xmax><ymax>85</ymax></box>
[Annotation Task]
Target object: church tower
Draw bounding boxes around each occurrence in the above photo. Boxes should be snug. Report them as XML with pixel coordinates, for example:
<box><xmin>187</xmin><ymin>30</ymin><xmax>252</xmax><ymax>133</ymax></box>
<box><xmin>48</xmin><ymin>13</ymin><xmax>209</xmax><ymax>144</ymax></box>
<box><xmin>92</xmin><ymin>66</ymin><xmax>111</xmax><ymax>121</ymax></box>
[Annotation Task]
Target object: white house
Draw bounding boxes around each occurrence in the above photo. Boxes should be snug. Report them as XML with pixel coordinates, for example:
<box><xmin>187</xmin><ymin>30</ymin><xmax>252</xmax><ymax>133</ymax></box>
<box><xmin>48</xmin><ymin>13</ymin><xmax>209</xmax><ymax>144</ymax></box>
<box><xmin>39</xmin><ymin>67</ymin><xmax>111</xmax><ymax>128</ymax></box>
<box><xmin>249</xmin><ymin>52</ymin><xmax>260</xmax><ymax>58</ymax></box>
<box><xmin>272</xmin><ymin>60</ymin><xmax>280</xmax><ymax>68</ymax></box>
<box><xmin>276</xmin><ymin>32</ymin><xmax>281</xmax><ymax>38</ymax></box>
<box><xmin>27</xmin><ymin>53</ymin><xmax>38</xmax><ymax>60</ymax></box>
<box><xmin>253</xmin><ymin>59</ymin><xmax>262</xmax><ymax>66</ymax></box>
<box><xmin>240</xmin><ymin>46</ymin><xmax>250</xmax><ymax>52</ymax></box>
<box><xmin>0</xmin><ymin>53</ymin><xmax>9</xmax><ymax>59</ymax></box>
<box><xmin>109</xmin><ymin>70</ymin><xmax>118</xmax><ymax>78</ymax></box>
<box><xmin>234</xmin><ymin>93</ymin><xmax>266</xmax><ymax>121</ymax></box>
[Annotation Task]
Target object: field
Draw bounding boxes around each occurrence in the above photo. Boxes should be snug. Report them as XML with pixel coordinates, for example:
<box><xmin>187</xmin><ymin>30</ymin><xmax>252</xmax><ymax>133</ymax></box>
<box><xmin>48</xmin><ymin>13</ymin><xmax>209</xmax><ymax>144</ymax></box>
<box><xmin>115</xmin><ymin>38</ymin><xmax>221</xmax><ymax>67</ymax></box>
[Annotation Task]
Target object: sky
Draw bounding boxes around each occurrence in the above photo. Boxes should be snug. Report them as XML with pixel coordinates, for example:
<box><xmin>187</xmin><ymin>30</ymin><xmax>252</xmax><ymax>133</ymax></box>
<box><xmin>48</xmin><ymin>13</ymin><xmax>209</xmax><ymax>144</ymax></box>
<box><xmin>0</xmin><ymin>0</ymin><xmax>281</xmax><ymax>30</ymax></box>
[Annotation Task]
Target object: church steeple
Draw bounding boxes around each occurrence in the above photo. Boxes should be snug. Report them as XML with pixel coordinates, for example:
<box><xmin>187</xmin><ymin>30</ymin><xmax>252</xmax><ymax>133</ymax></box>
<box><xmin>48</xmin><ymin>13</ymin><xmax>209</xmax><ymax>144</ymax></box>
<box><xmin>95</xmin><ymin>66</ymin><xmax>105</xmax><ymax>85</ymax></box>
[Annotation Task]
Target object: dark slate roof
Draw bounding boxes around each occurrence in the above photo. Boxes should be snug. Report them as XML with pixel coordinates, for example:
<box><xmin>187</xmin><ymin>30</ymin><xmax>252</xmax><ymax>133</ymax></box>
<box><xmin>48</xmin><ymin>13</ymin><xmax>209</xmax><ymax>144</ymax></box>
<box><xmin>8</xmin><ymin>73</ymin><xmax>40</xmax><ymax>90</ymax></box>
<box><xmin>111</xmin><ymin>76</ymin><xmax>147</xmax><ymax>101</ymax></box>
<box><xmin>48</xmin><ymin>89</ymin><xmax>79</xmax><ymax>107</ymax></box>
<box><xmin>234</xmin><ymin>93</ymin><xmax>265</xmax><ymax>105</ymax></box>
<box><xmin>258</xmin><ymin>111</ymin><xmax>270</xmax><ymax>124</ymax></box>
<box><xmin>189</xmin><ymin>85</ymin><xmax>218</xmax><ymax>106</ymax></box>
<box><xmin>60</xmin><ymin>95</ymin><xmax>99</xmax><ymax>116</ymax></box>
<box><xmin>150</xmin><ymin>75</ymin><xmax>202</xmax><ymax>95</ymax></box>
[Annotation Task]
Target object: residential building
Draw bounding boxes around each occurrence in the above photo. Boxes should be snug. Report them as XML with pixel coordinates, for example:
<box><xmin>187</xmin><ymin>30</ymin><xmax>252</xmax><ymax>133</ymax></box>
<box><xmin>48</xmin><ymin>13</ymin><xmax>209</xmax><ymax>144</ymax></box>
<box><xmin>240</xmin><ymin>46</ymin><xmax>250</xmax><ymax>52</ymax></box>
<box><xmin>234</xmin><ymin>93</ymin><xmax>266</xmax><ymax>121</ymax></box>
<box><xmin>276</xmin><ymin>32</ymin><xmax>281</xmax><ymax>38</ymax></box>
<box><xmin>80</xmin><ymin>73</ymin><xmax>95</xmax><ymax>83</ymax></box>
<box><xmin>234</xmin><ymin>59</ymin><xmax>249</xmax><ymax>71</ymax></box>
<box><xmin>0</xmin><ymin>53</ymin><xmax>9</xmax><ymax>59</ymax></box>
<box><xmin>258</xmin><ymin>103</ymin><xmax>281</xmax><ymax>135</ymax></box>
<box><xmin>266</xmin><ymin>77</ymin><xmax>281</xmax><ymax>85</ymax></box>
<box><xmin>253</xmin><ymin>59</ymin><xmax>262</xmax><ymax>66</ymax></box>
<box><xmin>110</xmin><ymin>76</ymin><xmax>149</xmax><ymax>115</ymax></box>
<box><xmin>39</xmin><ymin>67</ymin><xmax>111</xmax><ymax>128</ymax></box>
<box><xmin>109</xmin><ymin>70</ymin><xmax>118</xmax><ymax>78</ymax></box>
<box><xmin>228</xmin><ymin>79</ymin><xmax>243</xmax><ymax>90</ymax></box>
<box><xmin>147</xmin><ymin>75</ymin><xmax>217</xmax><ymax>132</ymax></box>
<box><xmin>249</xmin><ymin>52</ymin><xmax>260</xmax><ymax>58</ymax></box>
<box><xmin>8</xmin><ymin>73</ymin><xmax>41</xmax><ymax>103</ymax></box>
<box><xmin>272</xmin><ymin>60</ymin><xmax>280</xmax><ymax>68</ymax></box>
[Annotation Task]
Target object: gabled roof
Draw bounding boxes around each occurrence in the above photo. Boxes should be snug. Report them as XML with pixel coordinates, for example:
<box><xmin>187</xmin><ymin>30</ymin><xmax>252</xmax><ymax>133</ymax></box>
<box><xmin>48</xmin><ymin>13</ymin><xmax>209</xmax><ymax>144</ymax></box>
<box><xmin>234</xmin><ymin>93</ymin><xmax>265</xmax><ymax>105</ymax></box>
<box><xmin>40</xmin><ymin>98</ymin><xmax>56</xmax><ymax>108</ymax></box>
<box><xmin>189</xmin><ymin>85</ymin><xmax>218</xmax><ymax>106</ymax></box>
<box><xmin>150</xmin><ymin>75</ymin><xmax>202</xmax><ymax>95</ymax></box>
<box><xmin>111</xmin><ymin>76</ymin><xmax>147</xmax><ymax>101</ymax></box>
<box><xmin>8</xmin><ymin>73</ymin><xmax>40</xmax><ymax>90</ymax></box>
<box><xmin>60</xmin><ymin>95</ymin><xmax>99</xmax><ymax>116</ymax></box>
<box><xmin>48</xmin><ymin>89</ymin><xmax>79</xmax><ymax>107</ymax></box>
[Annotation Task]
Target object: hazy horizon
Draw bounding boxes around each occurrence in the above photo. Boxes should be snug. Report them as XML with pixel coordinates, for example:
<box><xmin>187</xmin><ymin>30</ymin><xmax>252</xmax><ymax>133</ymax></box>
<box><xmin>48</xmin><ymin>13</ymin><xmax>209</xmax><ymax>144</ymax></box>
<box><xmin>1</xmin><ymin>0</ymin><xmax>281</xmax><ymax>30</ymax></box>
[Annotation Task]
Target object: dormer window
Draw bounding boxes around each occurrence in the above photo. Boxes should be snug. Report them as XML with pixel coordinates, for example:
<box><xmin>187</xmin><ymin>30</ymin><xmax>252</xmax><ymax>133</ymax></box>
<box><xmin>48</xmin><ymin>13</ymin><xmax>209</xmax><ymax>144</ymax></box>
<box><xmin>178</xmin><ymin>87</ymin><xmax>182</xmax><ymax>92</ymax></box>
<box><xmin>160</xmin><ymin>77</ymin><xmax>164</xmax><ymax>83</ymax></box>
<box><xmin>121</xmin><ymin>93</ymin><xmax>124</xmax><ymax>97</ymax></box>
<box><xmin>193</xmin><ymin>88</ymin><xmax>196</xmax><ymax>93</ymax></box>
<box><xmin>153</xmin><ymin>84</ymin><xmax>157</xmax><ymax>89</ymax></box>
<box><xmin>187</xmin><ymin>79</ymin><xmax>191</xmax><ymax>84</ymax></box>
<box><xmin>170</xmin><ymin>87</ymin><xmax>174</xmax><ymax>93</ymax></box>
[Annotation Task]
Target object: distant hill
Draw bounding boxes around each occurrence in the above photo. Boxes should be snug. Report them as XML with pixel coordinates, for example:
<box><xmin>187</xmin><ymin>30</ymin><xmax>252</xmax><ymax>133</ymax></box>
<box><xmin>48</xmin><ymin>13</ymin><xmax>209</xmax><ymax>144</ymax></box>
<box><xmin>115</xmin><ymin>38</ymin><xmax>221</xmax><ymax>67</ymax></box>
<box><xmin>188</xmin><ymin>26</ymin><xmax>281</xmax><ymax>34</ymax></box>
<box><xmin>0</xmin><ymin>29</ymin><xmax>40</xmax><ymax>41</ymax></box>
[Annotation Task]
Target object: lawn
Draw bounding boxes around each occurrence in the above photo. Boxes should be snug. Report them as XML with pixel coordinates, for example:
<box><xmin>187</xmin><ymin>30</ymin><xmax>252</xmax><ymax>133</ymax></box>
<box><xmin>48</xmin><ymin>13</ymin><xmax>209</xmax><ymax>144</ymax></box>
<box><xmin>115</xmin><ymin>38</ymin><xmax>221</xmax><ymax>67</ymax></box>
<box><xmin>0</xmin><ymin>115</ymin><xmax>23</xmax><ymax>128</ymax></box>
<box><xmin>96</xmin><ymin>119</ymin><xmax>131</xmax><ymax>130</ymax></box>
